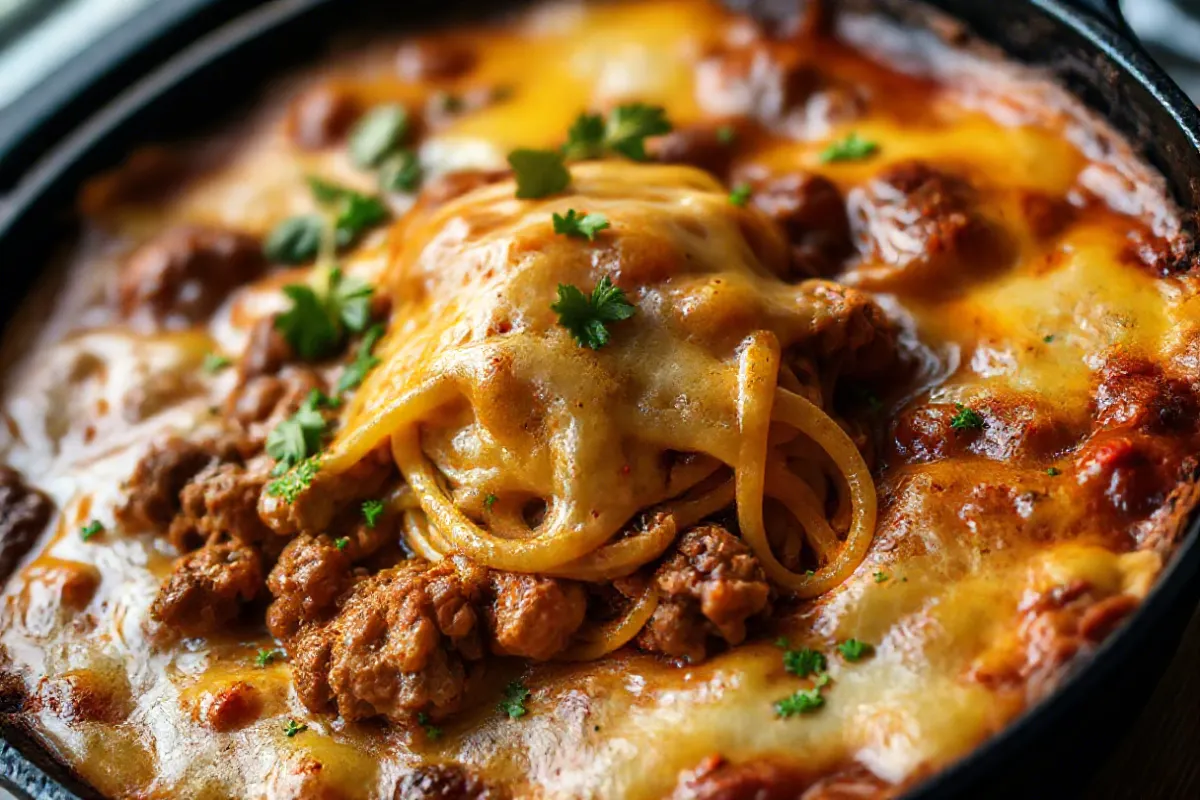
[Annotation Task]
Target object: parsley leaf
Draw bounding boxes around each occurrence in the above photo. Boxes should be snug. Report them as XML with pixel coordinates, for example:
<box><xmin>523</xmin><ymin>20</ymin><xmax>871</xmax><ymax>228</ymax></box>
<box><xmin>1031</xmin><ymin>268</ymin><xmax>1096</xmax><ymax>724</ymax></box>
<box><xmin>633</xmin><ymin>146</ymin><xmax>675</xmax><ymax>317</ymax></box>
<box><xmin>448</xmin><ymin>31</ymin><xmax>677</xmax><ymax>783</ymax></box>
<box><xmin>328</xmin><ymin>268</ymin><xmax>374</xmax><ymax>334</ymax></box>
<box><xmin>284</xmin><ymin>719</ymin><xmax>307</xmax><ymax>737</ymax></box>
<box><xmin>950</xmin><ymin>402</ymin><xmax>985</xmax><ymax>431</ymax></box>
<box><xmin>774</xmin><ymin>674</ymin><xmax>831</xmax><ymax>718</ymax></box>
<box><xmin>336</xmin><ymin>323</ymin><xmax>385</xmax><ymax>393</ymax></box>
<box><xmin>729</xmin><ymin>183</ymin><xmax>752</xmax><ymax>206</ymax></box>
<box><xmin>266</xmin><ymin>457</ymin><xmax>321</xmax><ymax>503</ymax></box>
<box><xmin>818</xmin><ymin>132</ymin><xmax>878</xmax><ymax>164</ymax></box>
<box><xmin>255</xmin><ymin>648</ymin><xmax>284</xmax><ymax>667</ymax></box>
<box><xmin>349</xmin><ymin>104</ymin><xmax>409</xmax><ymax>169</ymax></box>
<box><xmin>1043</xmin><ymin>334</ymin><xmax>1056</xmax><ymax>344</ymax></box>
<box><xmin>80</xmin><ymin>520</ymin><xmax>104</xmax><ymax>541</ymax></box>
<box><xmin>837</xmin><ymin>639</ymin><xmax>872</xmax><ymax>662</ymax></box>
<box><xmin>484</xmin><ymin>493</ymin><xmax>498</xmax><ymax>510</ymax></box>
<box><xmin>716</xmin><ymin>125</ymin><xmax>736</xmax><ymax>144</ymax></box>
<box><xmin>508</xmin><ymin>149</ymin><xmax>571</xmax><ymax>199</ymax></box>
<box><xmin>552</xmin><ymin>209</ymin><xmax>610</xmax><ymax>241</ymax></box>
<box><xmin>605</xmin><ymin>103</ymin><xmax>672</xmax><ymax>161</ymax></box>
<box><xmin>1046</xmin><ymin>466</ymin><xmax>1062</xmax><ymax>476</ymax></box>
<box><xmin>362</xmin><ymin>499</ymin><xmax>385</xmax><ymax>528</ymax></box>
<box><xmin>417</xmin><ymin>712</ymin><xmax>443</xmax><ymax>740</ymax></box>
<box><xmin>873</xmin><ymin>570</ymin><xmax>889</xmax><ymax>583</ymax></box>
<box><xmin>334</xmin><ymin>537</ymin><xmax>349</xmax><ymax>551</ymax></box>
<box><xmin>266</xmin><ymin>389</ymin><xmax>334</xmax><ymax>474</ymax></box>
<box><xmin>264</xmin><ymin>215</ymin><xmax>324</xmax><ymax>264</ymax></box>
<box><xmin>276</xmin><ymin>269</ymin><xmax>376</xmax><ymax>361</ymax></box>
<box><xmin>562</xmin><ymin>112</ymin><xmax>606</xmax><ymax>160</ymax></box>
<box><xmin>379</xmin><ymin>150</ymin><xmax>423</xmax><ymax>194</ymax></box>
<box><xmin>551</xmin><ymin>276</ymin><xmax>636</xmax><ymax>350</ymax></box>
<box><xmin>783</xmin><ymin>648</ymin><xmax>826</xmax><ymax>678</ymax></box>
<box><xmin>498</xmin><ymin>680</ymin><xmax>530</xmax><ymax>719</ymax></box>
<box><xmin>307</xmin><ymin>176</ymin><xmax>390</xmax><ymax>247</ymax></box>
<box><xmin>202</xmin><ymin>352</ymin><xmax>231</xmax><ymax>373</ymax></box>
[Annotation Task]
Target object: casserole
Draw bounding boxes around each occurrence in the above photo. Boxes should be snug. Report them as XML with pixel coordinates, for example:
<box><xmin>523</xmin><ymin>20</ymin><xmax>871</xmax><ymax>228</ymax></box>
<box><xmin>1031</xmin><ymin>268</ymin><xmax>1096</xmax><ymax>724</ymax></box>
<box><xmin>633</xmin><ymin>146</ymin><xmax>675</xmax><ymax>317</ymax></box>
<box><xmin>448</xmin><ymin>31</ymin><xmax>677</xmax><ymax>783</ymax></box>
<box><xmin>1</xmin><ymin>0</ymin><xmax>1198</xmax><ymax>798</ymax></box>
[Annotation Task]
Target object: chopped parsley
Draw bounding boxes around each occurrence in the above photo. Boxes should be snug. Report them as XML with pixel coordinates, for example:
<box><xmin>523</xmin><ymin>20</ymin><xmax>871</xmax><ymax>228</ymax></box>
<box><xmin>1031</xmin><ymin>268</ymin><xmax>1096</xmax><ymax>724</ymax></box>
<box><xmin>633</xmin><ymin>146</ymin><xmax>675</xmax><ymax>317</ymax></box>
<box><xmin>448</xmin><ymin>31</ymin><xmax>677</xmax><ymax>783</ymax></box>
<box><xmin>783</xmin><ymin>648</ymin><xmax>826</xmax><ymax>678</ymax></box>
<box><xmin>283</xmin><ymin>719</ymin><xmax>307</xmax><ymax>738</ymax></box>
<box><xmin>417</xmin><ymin>712</ymin><xmax>443</xmax><ymax>740</ymax></box>
<box><xmin>80</xmin><ymin>520</ymin><xmax>104</xmax><ymax>541</ymax></box>
<box><xmin>563</xmin><ymin>104</ymin><xmax>672</xmax><ymax>162</ymax></box>
<box><xmin>508</xmin><ymin>149</ymin><xmax>571</xmax><ymax>199</ymax></box>
<box><xmin>774</xmin><ymin>637</ymin><xmax>790</xmax><ymax>648</ymax></box>
<box><xmin>362</xmin><ymin>499</ymin><xmax>385</xmax><ymax>528</ymax></box>
<box><xmin>349</xmin><ymin>104</ymin><xmax>409</xmax><ymax>169</ymax></box>
<box><xmin>276</xmin><ymin>267</ymin><xmax>375</xmax><ymax>361</ymax></box>
<box><xmin>255</xmin><ymin>648</ymin><xmax>284</xmax><ymax>667</ymax></box>
<box><xmin>552</xmin><ymin>209</ymin><xmax>610</xmax><ymax>241</ymax></box>
<box><xmin>498</xmin><ymin>680</ymin><xmax>530</xmax><ymax>719</ymax></box>
<box><xmin>551</xmin><ymin>276</ymin><xmax>636</xmax><ymax>350</ymax></box>
<box><xmin>950</xmin><ymin>402</ymin><xmax>985</xmax><ymax>431</ymax></box>
<box><xmin>716</xmin><ymin>125</ymin><xmax>736</xmax><ymax>144</ymax></box>
<box><xmin>265</xmin><ymin>457</ymin><xmax>321</xmax><ymax>503</ymax></box>
<box><xmin>484</xmin><ymin>493</ymin><xmax>498</xmax><ymax>510</ymax></box>
<box><xmin>774</xmin><ymin>673</ymin><xmax>831</xmax><ymax>718</ymax></box>
<box><xmin>1046</xmin><ymin>466</ymin><xmax>1062</xmax><ymax>476</ymax></box>
<box><xmin>202</xmin><ymin>352</ymin><xmax>232</xmax><ymax>373</ymax></box>
<box><xmin>266</xmin><ymin>389</ymin><xmax>336</xmax><ymax>474</ymax></box>
<box><xmin>728</xmin><ymin>183</ymin><xmax>752</xmax><ymax>207</ymax></box>
<box><xmin>263</xmin><ymin>215</ymin><xmax>324</xmax><ymax>264</ymax></box>
<box><xmin>379</xmin><ymin>150</ymin><xmax>422</xmax><ymax>194</ymax></box>
<box><xmin>307</xmin><ymin>176</ymin><xmax>390</xmax><ymax>247</ymax></box>
<box><xmin>334</xmin><ymin>536</ymin><xmax>350</xmax><ymax>551</ymax></box>
<box><xmin>837</xmin><ymin>639</ymin><xmax>872</xmax><ymax>662</ymax></box>
<box><xmin>818</xmin><ymin>132</ymin><xmax>878</xmax><ymax>164</ymax></box>
<box><xmin>1043</xmin><ymin>334</ymin><xmax>1056</xmax><ymax>343</ymax></box>
<box><xmin>336</xmin><ymin>323</ymin><xmax>386</xmax><ymax>393</ymax></box>
<box><xmin>873</xmin><ymin>570</ymin><xmax>889</xmax><ymax>583</ymax></box>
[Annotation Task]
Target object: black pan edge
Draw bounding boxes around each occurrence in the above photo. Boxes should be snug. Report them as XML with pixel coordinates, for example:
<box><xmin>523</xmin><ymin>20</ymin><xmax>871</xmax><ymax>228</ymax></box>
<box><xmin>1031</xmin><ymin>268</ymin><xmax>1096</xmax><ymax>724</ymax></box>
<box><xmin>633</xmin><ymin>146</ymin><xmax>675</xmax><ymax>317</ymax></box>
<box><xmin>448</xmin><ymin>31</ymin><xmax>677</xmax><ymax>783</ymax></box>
<box><xmin>0</xmin><ymin>1</ymin><xmax>1198</xmax><ymax>798</ymax></box>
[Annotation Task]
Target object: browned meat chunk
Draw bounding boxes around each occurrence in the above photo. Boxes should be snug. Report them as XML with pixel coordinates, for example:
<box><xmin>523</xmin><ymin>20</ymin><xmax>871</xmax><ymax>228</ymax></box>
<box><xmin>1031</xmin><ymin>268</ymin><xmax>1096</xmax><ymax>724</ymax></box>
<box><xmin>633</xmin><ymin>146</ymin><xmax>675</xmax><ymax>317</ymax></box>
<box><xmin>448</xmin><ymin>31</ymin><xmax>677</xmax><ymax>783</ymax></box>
<box><xmin>197</xmin><ymin>680</ymin><xmax>263</xmax><ymax>732</ymax></box>
<box><xmin>168</xmin><ymin>462</ymin><xmax>271</xmax><ymax>551</ymax></box>
<box><xmin>485</xmin><ymin>572</ymin><xmax>587</xmax><ymax>660</ymax></box>
<box><xmin>266</xmin><ymin>534</ymin><xmax>352</xmax><ymax>640</ymax></box>
<box><xmin>395</xmin><ymin>40</ymin><xmax>475</xmax><ymax>81</ymax></box>
<box><xmin>847</xmin><ymin>161</ymin><xmax>1012</xmax><ymax>293</ymax></box>
<box><xmin>637</xmin><ymin>525</ymin><xmax>770</xmax><ymax>663</ymax></box>
<box><xmin>798</xmin><ymin>281</ymin><xmax>899</xmax><ymax>379</ymax></box>
<box><xmin>150</xmin><ymin>541</ymin><xmax>263</xmax><ymax>636</ymax></box>
<box><xmin>259</xmin><ymin>445</ymin><xmax>395</xmax><ymax>537</ymax></box>
<box><xmin>286</xmin><ymin>84</ymin><xmax>360</xmax><ymax>150</ymax></box>
<box><xmin>1092</xmin><ymin>354</ymin><xmax>1197</xmax><ymax>434</ymax></box>
<box><xmin>290</xmin><ymin>558</ymin><xmax>488</xmax><ymax>721</ymax></box>
<box><xmin>117</xmin><ymin>225</ymin><xmax>266</xmax><ymax>329</ymax></box>
<box><xmin>745</xmin><ymin>171</ymin><xmax>852</xmax><ymax>277</ymax></box>
<box><xmin>0</xmin><ymin>466</ymin><xmax>54</xmax><ymax>581</ymax></box>
<box><xmin>653</xmin><ymin>123</ymin><xmax>740</xmax><ymax>179</ymax></box>
<box><xmin>395</xmin><ymin>764</ymin><xmax>502</xmax><ymax>800</ymax></box>
<box><xmin>116</xmin><ymin>437</ymin><xmax>223</xmax><ymax>533</ymax></box>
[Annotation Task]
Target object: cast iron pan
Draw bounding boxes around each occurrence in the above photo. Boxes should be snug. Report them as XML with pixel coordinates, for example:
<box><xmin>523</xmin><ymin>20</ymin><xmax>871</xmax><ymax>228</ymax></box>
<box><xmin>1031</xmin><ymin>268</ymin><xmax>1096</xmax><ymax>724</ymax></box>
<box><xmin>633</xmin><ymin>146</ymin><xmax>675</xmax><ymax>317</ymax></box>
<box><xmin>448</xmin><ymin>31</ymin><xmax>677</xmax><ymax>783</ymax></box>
<box><xmin>1</xmin><ymin>0</ymin><xmax>1198</xmax><ymax>798</ymax></box>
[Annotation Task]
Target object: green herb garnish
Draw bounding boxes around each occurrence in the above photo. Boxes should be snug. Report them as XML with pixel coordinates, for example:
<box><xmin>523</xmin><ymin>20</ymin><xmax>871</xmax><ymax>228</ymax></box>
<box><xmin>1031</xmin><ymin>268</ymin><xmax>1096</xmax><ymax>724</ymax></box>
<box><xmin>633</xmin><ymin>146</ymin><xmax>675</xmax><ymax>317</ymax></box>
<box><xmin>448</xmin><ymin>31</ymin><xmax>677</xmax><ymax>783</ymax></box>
<box><xmin>498</xmin><ymin>680</ymin><xmax>530</xmax><ymax>719</ymax></box>
<box><xmin>263</xmin><ymin>215</ymin><xmax>324</xmax><ymax>264</ymax></box>
<box><xmin>276</xmin><ymin>267</ymin><xmax>375</xmax><ymax>360</ymax></box>
<box><xmin>362</xmin><ymin>499</ymin><xmax>385</xmax><ymax>529</ymax></box>
<box><xmin>379</xmin><ymin>150</ymin><xmax>422</xmax><ymax>194</ymax></box>
<box><xmin>417</xmin><ymin>711</ymin><xmax>443</xmax><ymax>740</ymax></box>
<box><xmin>1046</xmin><ymin>466</ymin><xmax>1061</xmax><ymax>476</ymax></box>
<box><xmin>508</xmin><ymin>149</ymin><xmax>571</xmax><ymax>199</ymax></box>
<box><xmin>202</xmin><ymin>352</ymin><xmax>232</xmax><ymax>373</ymax></box>
<box><xmin>334</xmin><ymin>537</ymin><xmax>349</xmax><ymax>551</ymax></box>
<box><xmin>783</xmin><ymin>647</ymin><xmax>826</xmax><ymax>678</ymax></box>
<box><xmin>284</xmin><ymin>719</ymin><xmax>307</xmax><ymax>737</ymax></box>
<box><xmin>716</xmin><ymin>125</ymin><xmax>736</xmax><ymax>144</ymax></box>
<box><xmin>484</xmin><ymin>493</ymin><xmax>498</xmax><ymax>510</ymax></box>
<box><xmin>774</xmin><ymin>673</ymin><xmax>830</xmax><ymax>718</ymax></box>
<box><xmin>873</xmin><ymin>570</ymin><xmax>889</xmax><ymax>583</ymax></box>
<box><xmin>265</xmin><ymin>457</ymin><xmax>321</xmax><ymax>503</ymax></box>
<box><xmin>728</xmin><ymin>183</ymin><xmax>752</xmax><ymax>206</ymax></box>
<box><xmin>818</xmin><ymin>132</ymin><xmax>878</xmax><ymax>164</ymax></box>
<box><xmin>255</xmin><ymin>648</ymin><xmax>284</xmax><ymax>667</ymax></box>
<box><xmin>551</xmin><ymin>276</ymin><xmax>636</xmax><ymax>350</ymax></box>
<box><xmin>266</xmin><ymin>389</ymin><xmax>336</xmax><ymax>474</ymax></box>
<box><xmin>950</xmin><ymin>402</ymin><xmax>985</xmax><ymax>431</ymax></box>
<box><xmin>80</xmin><ymin>520</ymin><xmax>104</xmax><ymax>541</ymax></box>
<box><xmin>336</xmin><ymin>323</ymin><xmax>386</xmax><ymax>394</ymax></box>
<box><xmin>349</xmin><ymin>104</ymin><xmax>409</xmax><ymax>169</ymax></box>
<box><xmin>552</xmin><ymin>209</ymin><xmax>610</xmax><ymax>241</ymax></box>
<box><xmin>837</xmin><ymin>639</ymin><xmax>872</xmax><ymax>662</ymax></box>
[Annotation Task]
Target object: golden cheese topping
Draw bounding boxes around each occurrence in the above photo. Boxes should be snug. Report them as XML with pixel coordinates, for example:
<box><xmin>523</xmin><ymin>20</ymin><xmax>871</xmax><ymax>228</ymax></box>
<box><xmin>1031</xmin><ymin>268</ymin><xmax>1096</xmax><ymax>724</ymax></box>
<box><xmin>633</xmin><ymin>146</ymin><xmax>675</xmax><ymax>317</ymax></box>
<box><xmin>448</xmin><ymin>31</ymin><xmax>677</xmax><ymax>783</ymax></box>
<box><xmin>0</xmin><ymin>1</ymin><xmax>1197</xmax><ymax>799</ymax></box>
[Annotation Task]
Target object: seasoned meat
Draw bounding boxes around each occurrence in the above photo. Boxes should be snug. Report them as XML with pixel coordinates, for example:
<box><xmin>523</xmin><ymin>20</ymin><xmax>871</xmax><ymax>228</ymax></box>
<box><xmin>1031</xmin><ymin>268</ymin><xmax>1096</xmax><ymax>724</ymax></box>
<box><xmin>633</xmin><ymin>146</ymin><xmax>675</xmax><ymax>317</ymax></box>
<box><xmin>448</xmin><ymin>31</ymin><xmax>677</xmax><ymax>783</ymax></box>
<box><xmin>744</xmin><ymin>171</ymin><xmax>852</xmax><ymax>278</ymax></box>
<box><xmin>168</xmin><ymin>462</ymin><xmax>272</xmax><ymax>552</ymax></box>
<box><xmin>150</xmin><ymin>541</ymin><xmax>263</xmax><ymax>636</ymax></box>
<box><xmin>196</xmin><ymin>680</ymin><xmax>263</xmax><ymax>732</ymax></box>
<box><xmin>266</xmin><ymin>534</ymin><xmax>352</xmax><ymax>639</ymax></box>
<box><xmin>117</xmin><ymin>225</ymin><xmax>266</xmax><ymax>329</ymax></box>
<box><xmin>116</xmin><ymin>437</ymin><xmax>223</xmax><ymax>533</ymax></box>
<box><xmin>799</xmin><ymin>281</ymin><xmax>899</xmax><ymax>379</ymax></box>
<box><xmin>238</xmin><ymin>315</ymin><xmax>295</xmax><ymax>381</ymax></box>
<box><xmin>395</xmin><ymin>764</ymin><xmax>502</xmax><ymax>800</ymax></box>
<box><xmin>395</xmin><ymin>40</ymin><xmax>475</xmax><ymax>81</ymax></box>
<box><xmin>653</xmin><ymin>123</ymin><xmax>740</xmax><ymax>179</ymax></box>
<box><xmin>0</xmin><ymin>466</ymin><xmax>54</xmax><ymax>582</ymax></box>
<box><xmin>672</xmin><ymin>755</ymin><xmax>816</xmax><ymax>800</ymax></box>
<box><xmin>1092</xmin><ymin>354</ymin><xmax>1197</xmax><ymax>434</ymax></box>
<box><xmin>485</xmin><ymin>572</ymin><xmax>587</xmax><ymax>660</ymax></box>
<box><xmin>259</xmin><ymin>445</ymin><xmax>395</xmax><ymax>537</ymax></box>
<box><xmin>286</xmin><ymin>84</ymin><xmax>360</xmax><ymax>150</ymax></box>
<box><xmin>847</xmin><ymin>161</ymin><xmax>1012</xmax><ymax>293</ymax></box>
<box><xmin>290</xmin><ymin>558</ymin><xmax>488</xmax><ymax>721</ymax></box>
<box><xmin>637</xmin><ymin>525</ymin><xmax>770</xmax><ymax>663</ymax></box>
